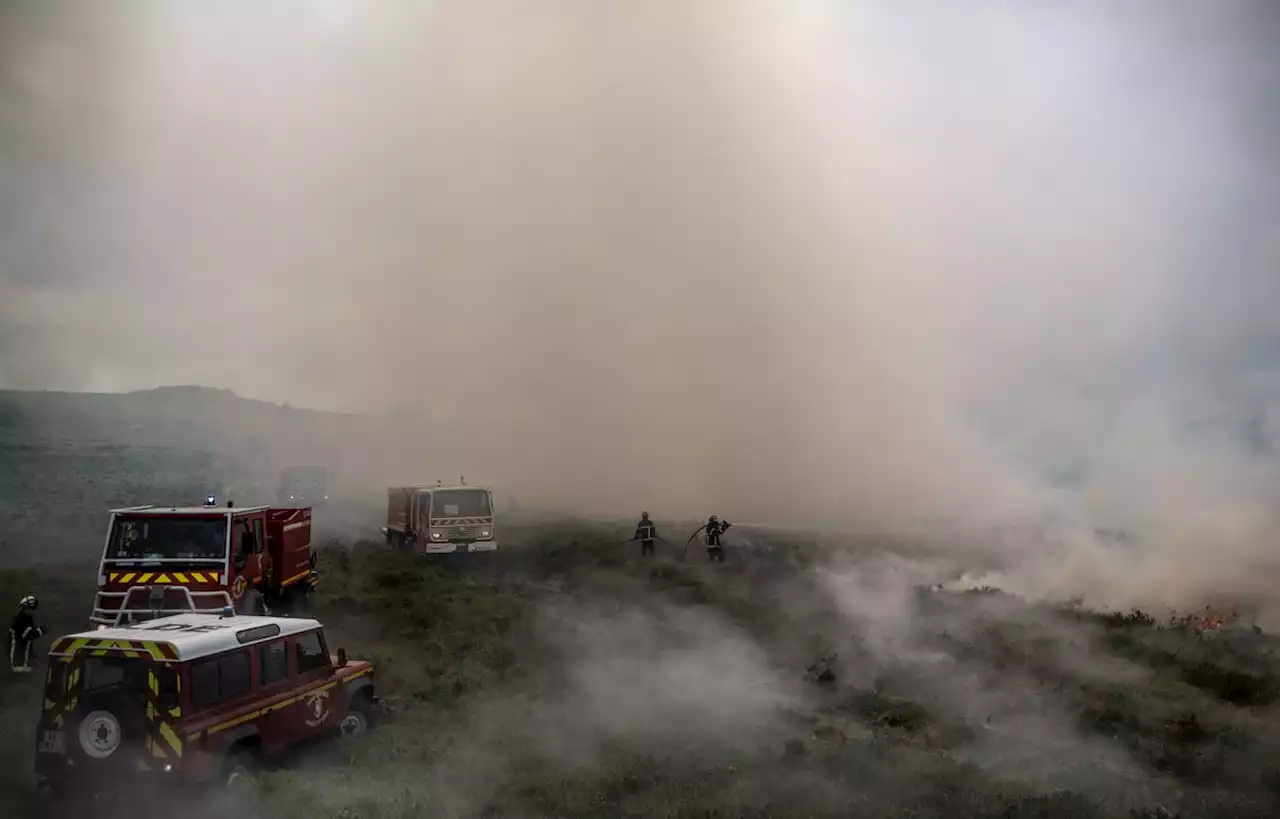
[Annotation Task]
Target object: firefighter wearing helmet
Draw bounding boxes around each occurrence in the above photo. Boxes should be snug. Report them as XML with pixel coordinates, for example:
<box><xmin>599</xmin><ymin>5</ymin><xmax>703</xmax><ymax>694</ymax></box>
<box><xmin>633</xmin><ymin>511</ymin><xmax>659</xmax><ymax>557</ymax></box>
<box><xmin>9</xmin><ymin>595</ymin><xmax>45</xmax><ymax>673</ymax></box>
<box><xmin>685</xmin><ymin>515</ymin><xmax>731</xmax><ymax>563</ymax></box>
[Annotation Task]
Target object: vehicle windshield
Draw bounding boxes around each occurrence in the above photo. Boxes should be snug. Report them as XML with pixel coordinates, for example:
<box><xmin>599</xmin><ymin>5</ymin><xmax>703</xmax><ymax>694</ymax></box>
<box><xmin>105</xmin><ymin>516</ymin><xmax>227</xmax><ymax>561</ymax></box>
<box><xmin>431</xmin><ymin>489</ymin><xmax>491</xmax><ymax>518</ymax></box>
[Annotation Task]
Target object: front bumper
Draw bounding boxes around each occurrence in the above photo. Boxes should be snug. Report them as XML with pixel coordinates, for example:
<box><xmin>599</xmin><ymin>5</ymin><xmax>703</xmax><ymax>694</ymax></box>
<box><xmin>418</xmin><ymin>540</ymin><xmax>498</xmax><ymax>554</ymax></box>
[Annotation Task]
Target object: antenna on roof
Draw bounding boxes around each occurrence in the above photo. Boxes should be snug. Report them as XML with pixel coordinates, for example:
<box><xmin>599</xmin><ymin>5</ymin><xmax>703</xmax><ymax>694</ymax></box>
<box><xmin>460</xmin><ymin>476</ymin><xmax>465</xmax><ymax>485</ymax></box>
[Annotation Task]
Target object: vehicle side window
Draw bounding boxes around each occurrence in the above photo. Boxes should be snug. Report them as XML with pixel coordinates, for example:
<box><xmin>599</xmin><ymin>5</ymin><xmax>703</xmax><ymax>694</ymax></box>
<box><xmin>220</xmin><ymin>650</ymin><xmax>251</xmax><ymax>699</ymax></box>
<box><xmin>295</xmin><ymin>631</ymin><xmax>329</xmax><ymax>675</ymax></box>
<box><xmin>233</xmin><ymin>519</ymin><xmax>253</xmax><ymax>569</ymax></box>
<box><xmin>157</xmin><ymin>667</ymin><xmax>180</xmax><ymax>711</ymax></box>
<box><xmin>260</xmin><ymin>641</ymin><xmax>288</xmax><ymax>686</ymax></box>
<box><xmin>191</xmin><ymin>658</ymin><xmax>219</xmax><ymax>709</ymax></box>
<box><xmin>252</xmin><ymin>518</ymin><xmax>265</xmax><ymax>554</ymax></box>
<box><xmin>190</xmin><ymin>649</ymin><xmax>251</xmax><ymax>708</ymax></box>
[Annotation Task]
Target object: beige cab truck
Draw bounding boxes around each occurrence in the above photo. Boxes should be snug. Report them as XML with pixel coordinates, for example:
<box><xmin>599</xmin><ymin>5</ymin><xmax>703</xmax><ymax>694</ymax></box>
<box><xmin>382</xmin><ymin>482</ymin><xmax>497</xmax><ymax>554</ymax></box>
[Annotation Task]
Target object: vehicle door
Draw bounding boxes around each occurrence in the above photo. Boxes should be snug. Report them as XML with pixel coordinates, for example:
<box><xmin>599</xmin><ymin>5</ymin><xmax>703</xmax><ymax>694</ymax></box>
<box><xmin>256</xmin><ymin>637</ymin><xmax>300</xmax><ymax>749</ymax></box>
<box><xmin>275</xmin><ymin>630</ymin><xmax>340</xmax><ymax>742</ymax></box>
<box><xmin>414</xmin><ymin>491</ymin><xmax>431</xmax><ymax>536</ymax></box>
<box><xmin>230</xmin><ymin>515</ymin><xmax>268</xmax><ymax>596</ymax></box>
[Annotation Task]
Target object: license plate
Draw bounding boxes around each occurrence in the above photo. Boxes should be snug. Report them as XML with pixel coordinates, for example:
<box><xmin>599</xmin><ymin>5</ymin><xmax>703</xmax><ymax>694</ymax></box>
<box><xmin>37</xmin><ymin>730</ymin><xmax>65</xmax><ymax>754</ymax></box>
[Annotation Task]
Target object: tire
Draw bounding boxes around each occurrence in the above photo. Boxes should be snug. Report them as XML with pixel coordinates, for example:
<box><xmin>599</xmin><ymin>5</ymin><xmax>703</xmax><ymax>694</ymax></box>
<box><xmin>339</xmin><ymin>694</ymin><xmax>377</xmax><ymax>739</ymax></box>
<box><xmin>76</xmin><ymin>710</ymin><xmax>124</xmax><ymax>760</ymax></box>
<box><xmin>221</xmin><ymin>745</ymin><xmax>259</xmax><ymax>791</ymax></box>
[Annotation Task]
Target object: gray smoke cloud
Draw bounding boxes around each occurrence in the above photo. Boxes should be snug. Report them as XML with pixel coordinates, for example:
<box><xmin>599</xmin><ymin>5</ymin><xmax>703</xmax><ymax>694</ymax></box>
<box><xmin>3</xmin><ymin>1</ymin><xmax>1279</xmax><ymax>609</ymax></box>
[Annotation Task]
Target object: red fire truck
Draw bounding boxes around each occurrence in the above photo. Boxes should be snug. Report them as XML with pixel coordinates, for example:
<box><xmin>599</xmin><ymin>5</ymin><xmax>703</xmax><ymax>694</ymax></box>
<box><xmin>89</xmin><ymin>498</ymin><xmax>318</xmax><ymax>628</ymax></box>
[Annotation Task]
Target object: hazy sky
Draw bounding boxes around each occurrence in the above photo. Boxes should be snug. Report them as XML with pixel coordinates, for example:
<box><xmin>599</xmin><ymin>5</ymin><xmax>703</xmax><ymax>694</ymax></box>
<box><xmin>2</xmin><ymin>1</ymin><xmax>1280</xmax><ymax>571</ymax></box>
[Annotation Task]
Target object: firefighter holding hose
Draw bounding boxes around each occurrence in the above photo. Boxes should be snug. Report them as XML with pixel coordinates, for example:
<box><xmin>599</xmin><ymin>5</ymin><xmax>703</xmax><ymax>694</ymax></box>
<box><xmin>685</xmin><ymin>515</ymin><xmax>731</xmax><ymax>563</ymax></box>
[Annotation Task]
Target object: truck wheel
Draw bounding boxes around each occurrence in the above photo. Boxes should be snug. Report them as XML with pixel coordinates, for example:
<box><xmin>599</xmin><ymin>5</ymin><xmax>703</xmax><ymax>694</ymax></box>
<box><xmin>221</xmin><ymin>745</ymin><xmax>259</xmax><ymax>791</ymax></box>
<box><xmin>339</xmin><ymin>694</ymin><xmax>377</xmax><ymax>738</ymax></box>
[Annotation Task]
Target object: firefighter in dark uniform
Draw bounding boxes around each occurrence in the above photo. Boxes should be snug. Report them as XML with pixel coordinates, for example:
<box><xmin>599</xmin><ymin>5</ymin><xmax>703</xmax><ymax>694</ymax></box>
<box><xmin>9</xmin><ymin>595</ymin><xmax>45</xmax><ymax>673</ymax></box>
<box><xmin>634</xmin><ymin>511</ymin><xmax>658</xmax><ymax>557</ymax></box>
<box><xmin>699</xmin><ymin>515</ymin><xmax>731</xmax><ymax>563</ymax></box>
<box><xmin>705</xmin><ymin>515</ymin><xmax>731</xmax><ymax>562</ymax></box>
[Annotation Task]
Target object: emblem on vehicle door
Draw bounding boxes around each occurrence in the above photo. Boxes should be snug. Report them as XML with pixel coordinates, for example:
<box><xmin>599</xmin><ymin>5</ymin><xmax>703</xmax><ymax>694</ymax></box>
<box><xmin>303</xmin><ymin>689</ymin><xmax>331</xmax><ymax>727</ymax></box>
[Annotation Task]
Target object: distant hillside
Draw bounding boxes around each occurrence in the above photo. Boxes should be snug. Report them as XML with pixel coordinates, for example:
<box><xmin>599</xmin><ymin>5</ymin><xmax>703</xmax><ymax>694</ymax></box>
<box><xmin>0</xmin><ymin>386</ymin><xmax>373</xmax><ymax>561</ymax></box>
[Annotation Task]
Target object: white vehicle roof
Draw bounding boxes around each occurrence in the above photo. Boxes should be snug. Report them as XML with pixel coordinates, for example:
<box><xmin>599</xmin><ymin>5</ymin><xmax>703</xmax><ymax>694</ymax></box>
<box><xmin>109</xmin><ymin>505</ymin><xmax>270</xmax><ymax>515</ymax></box>
<box><xmin>404</xmin><ymin>484</ymin><xmax>491</xmax><ymax>492</ymax></box>
<box><xmin>52</xmin><ymin>612</ymin><xmax>322</xmax><ymax>662</ymax></box>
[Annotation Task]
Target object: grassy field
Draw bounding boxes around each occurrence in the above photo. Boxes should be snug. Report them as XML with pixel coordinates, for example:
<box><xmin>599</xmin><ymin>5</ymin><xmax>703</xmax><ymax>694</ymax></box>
<box><xmin>5</xmin><ymin>524</ymin><xmax>1280</xmax><ymax>819</ymax></box>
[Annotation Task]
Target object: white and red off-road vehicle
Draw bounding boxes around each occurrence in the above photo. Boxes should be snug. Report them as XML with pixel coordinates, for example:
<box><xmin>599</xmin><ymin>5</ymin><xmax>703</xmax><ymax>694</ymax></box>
<box><xmin>34</xmin><ymin>610</ymin><xmax>376</xmax><ymax>796</ymax></box>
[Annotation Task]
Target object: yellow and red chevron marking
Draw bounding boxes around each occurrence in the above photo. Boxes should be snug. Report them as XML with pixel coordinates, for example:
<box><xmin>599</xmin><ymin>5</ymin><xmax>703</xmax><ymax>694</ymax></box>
<box><xmin>430</xmin><ymin>518</ymin><xmax>489</xmax><ymax>526</ymax></box>
<box><xmin>50</xmin><ymin>636</ymin><xmax>179</xmax><ymax>661</ymax></box>
<box><xmin>145</xmin><ymin>668</ymin><xmax>184</xmax><ymax>760</ymax></box>
<box><xmin>107</xmin><ymin>570</ymin><xmax>221</xmax><ymax>585</ymax></box>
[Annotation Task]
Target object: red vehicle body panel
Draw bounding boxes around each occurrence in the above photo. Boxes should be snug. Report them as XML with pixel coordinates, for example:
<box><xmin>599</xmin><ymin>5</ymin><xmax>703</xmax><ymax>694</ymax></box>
<box><xmin>265</xmin><ymin>508</ymin><xmax>314</xmax><ymax>589</ymax></box>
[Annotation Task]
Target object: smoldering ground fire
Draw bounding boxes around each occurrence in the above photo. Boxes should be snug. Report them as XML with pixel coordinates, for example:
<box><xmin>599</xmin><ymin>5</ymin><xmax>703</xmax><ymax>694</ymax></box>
<box><xmin>4</xmin><ymin>2</ymin><xmax>1280</xmax><ymax>816</ymax></box>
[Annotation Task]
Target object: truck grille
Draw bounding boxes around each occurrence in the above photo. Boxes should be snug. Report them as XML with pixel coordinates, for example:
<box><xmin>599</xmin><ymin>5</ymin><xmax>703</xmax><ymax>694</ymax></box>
<box><xmin>429</xmin><ymin>522</ymin><xmax>488</xmax><ymax>540</ymax></box>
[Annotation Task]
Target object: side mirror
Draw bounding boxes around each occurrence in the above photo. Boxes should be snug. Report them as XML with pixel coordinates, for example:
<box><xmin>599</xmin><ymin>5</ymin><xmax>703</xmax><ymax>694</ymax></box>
<box><xmin>336</xmin><ymin>648</ymin><xmax>348</xmax><ymax>668</ymax></box>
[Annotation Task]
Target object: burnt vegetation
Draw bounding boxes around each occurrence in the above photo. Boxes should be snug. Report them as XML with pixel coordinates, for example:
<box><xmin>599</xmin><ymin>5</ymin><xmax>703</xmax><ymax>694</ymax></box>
<box><xmin>11</xmin><ymin>529</ymin><xmax>1274</xmax><ymax>818</ymax></box>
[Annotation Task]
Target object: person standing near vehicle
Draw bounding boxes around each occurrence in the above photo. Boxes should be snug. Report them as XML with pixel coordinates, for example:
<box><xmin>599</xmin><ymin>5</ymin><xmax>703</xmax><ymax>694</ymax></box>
<box><xmin>9</xmin><ymin>595</ymin><xmax>45</xmax><ymax>673</ymax></box>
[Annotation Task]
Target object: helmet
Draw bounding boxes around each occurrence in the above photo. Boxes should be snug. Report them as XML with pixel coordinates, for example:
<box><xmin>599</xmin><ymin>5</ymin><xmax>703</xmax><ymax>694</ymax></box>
<box><xmin>709</xmin><ymin>515</ymin><xmax>718</xmax><ymax>523</ymax></box>
<box><xmin>19</xmin><ymin>595</ymin><xmax>37</xmax><ymax>610</ymax></box>
<box><xmin>641</xmin><ymin>511</ymin><xmax>650</xmax><ymax>520</ymax></box>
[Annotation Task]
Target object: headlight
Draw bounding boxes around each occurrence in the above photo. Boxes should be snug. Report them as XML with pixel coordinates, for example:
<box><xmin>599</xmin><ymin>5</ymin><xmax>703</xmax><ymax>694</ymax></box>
<box><xmin>481</xmin><ymin>531</ymin><xmax>490</xmax><ymax>538</ymax></box>
<box><xmin>432</xmin><ymin>532</ymin><xmax>441</xmax><ymax>539</ymax></box>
